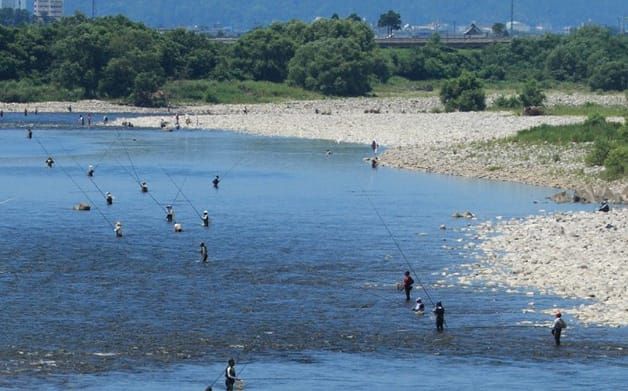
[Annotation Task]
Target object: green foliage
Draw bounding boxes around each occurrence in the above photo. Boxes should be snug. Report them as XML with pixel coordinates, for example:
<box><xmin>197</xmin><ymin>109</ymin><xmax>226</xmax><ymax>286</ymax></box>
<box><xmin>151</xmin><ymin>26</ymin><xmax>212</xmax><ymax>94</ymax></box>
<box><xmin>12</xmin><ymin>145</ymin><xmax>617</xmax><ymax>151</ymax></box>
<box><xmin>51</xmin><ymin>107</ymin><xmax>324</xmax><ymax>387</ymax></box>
<box><xmin>288</xmin><ymin>38</ymin><xmax>373</xmax><ymax>96</ymax></box>
<box><xmin>586</xmin><ymin>138</ymin><xmax>612</xmax><ymax>166</ymax></box>
<box><xmin>519</xmin><ymin>80</ymin><xmax>546</xmax><ymax>107</ymax></box>
<box><xmin>589</xmin><ymin>61</ymin><xmax>628</xmax><ymax>91</ymax></box>
<box><xmin>163</xmin><ymin>79</ymin><xmax>322</xmax><ymax>104</ymax></box>
<box><xmin>603</xmin><ymin>145</ymin><xmax>628</xmax><ymax>179</ymax></box>
<box><xmin>378</xmin><ymin>10</ymin><xmax>401</xmax><ymax>36</ymax></box>
<box><xmin>493</xmin><ymin>95</ymin><xmax>521</xmax><ymax>109</ymax></box>
<box><xmin>512</xmin><ymin>114</ymin><xmax>627</xmax><ymax>179</ymax></box>
<box><xmin>230</xmin><ymin>27</ymin><xmax>296</xmax><ymax>82</ymax></box>
<box><xmin>491</xmin><ymin>23</ymin><xmax>508</xmax><ymax>37</ymax></box>
<box><xmin>131</xmin><ymin>72</ymin><xmax>166</xmax><ymax>107</ymax></box>
<box><xmin>440</xmin><ymin>72</ymin><xmax>486</xmax><ymax>112</ymax></box>
<box><xmin>514</xmin><ymin>114</ymin><xmax>619</xmax><ymax>144</ymax></box>
<box><xmin>0</xmin><ymin>79</ymin><xmax>82</xmax><ymax>102</ymax></box>
<box><xmin>0</xmin><ymin>8</ymin><xmax>33</xmax><ymax>26</ymax></box>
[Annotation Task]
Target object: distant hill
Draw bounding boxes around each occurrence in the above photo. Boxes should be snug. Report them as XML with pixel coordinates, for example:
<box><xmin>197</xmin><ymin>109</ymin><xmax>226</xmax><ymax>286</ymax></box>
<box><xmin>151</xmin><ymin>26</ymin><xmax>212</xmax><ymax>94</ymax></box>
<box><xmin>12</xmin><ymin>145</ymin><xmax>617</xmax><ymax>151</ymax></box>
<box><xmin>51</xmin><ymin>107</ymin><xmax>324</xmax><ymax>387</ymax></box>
<box><xmin>61</xmin><ymin>0</ymin><xmax>626</xmax><ymax>31</ymax></box>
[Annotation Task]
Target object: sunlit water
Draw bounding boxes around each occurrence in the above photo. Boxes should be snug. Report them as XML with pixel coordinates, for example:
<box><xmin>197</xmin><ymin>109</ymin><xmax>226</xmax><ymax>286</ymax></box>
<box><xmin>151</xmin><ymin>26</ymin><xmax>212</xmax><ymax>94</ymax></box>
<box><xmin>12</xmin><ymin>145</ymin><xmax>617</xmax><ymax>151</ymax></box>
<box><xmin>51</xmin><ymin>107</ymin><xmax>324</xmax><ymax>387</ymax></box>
<box><xmin>0</xmin><ymin>113</ymin><xmax>626</xmax><ymax>389</ymax></box>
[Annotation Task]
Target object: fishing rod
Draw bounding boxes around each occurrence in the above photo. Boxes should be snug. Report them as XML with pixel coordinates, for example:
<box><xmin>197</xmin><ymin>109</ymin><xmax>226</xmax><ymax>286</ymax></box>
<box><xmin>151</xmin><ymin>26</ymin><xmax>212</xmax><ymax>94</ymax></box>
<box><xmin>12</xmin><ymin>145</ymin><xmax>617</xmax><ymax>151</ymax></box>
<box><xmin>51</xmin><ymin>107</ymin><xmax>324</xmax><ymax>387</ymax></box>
<box><xmin>0</xmin><ymin>197</ymin><xmax>14</xmax><ymax>205</ymax></box>
<box><xmin>56</xmin><ymin>142</ymin><xmax>110</xmax><ymax>201</ymax></box>
<box><xmin>358</xmin><ymin>185</ymin><xmax>437</xmax><ymax>307</ymax></box>
<box><xmin>161</xmin><ymin>167</ymin><xmax>204</xmax><ymax>219</ymax></box>
<box><xmin>206</xmin><ymin>353</ymin><xmax>248</xmax><ymax>390</ymax></box>
<box><xmin>113</xmin><ymin>134</ymin><xmax>167</xmax><ymax>213</ymax></box>
<box><xmin>34</xmin><ymin>136</ymin><xmax>116</xmax><ymax>230</ymax></box>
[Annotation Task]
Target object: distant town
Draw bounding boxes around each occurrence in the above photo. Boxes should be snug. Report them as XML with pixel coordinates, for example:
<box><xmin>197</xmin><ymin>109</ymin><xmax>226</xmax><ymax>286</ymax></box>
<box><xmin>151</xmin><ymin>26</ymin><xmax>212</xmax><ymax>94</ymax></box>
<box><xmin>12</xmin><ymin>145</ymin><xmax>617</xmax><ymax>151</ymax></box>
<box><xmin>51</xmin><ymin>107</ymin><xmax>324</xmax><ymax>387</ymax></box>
<box><xmin>1</xmin><ymin>0</ymin><xmax>626</xmax><ymax>38</ymax></box>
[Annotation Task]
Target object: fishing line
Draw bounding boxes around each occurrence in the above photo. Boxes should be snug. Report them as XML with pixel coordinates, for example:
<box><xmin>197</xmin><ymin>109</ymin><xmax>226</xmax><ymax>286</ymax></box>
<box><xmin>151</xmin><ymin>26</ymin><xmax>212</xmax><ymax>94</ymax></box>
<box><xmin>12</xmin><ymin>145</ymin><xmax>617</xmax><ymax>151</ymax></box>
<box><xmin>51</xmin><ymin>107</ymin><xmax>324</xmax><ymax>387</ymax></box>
<box><xmin>358</xmin><ymin>184</ymin><xmax>437</xmax><ymax>307</ymax></box>
<box><xmin>34</xmin><ymin>136</ymin><xmax>115</xmax><ymax>230</ymax></box>
<box><xmin>113</xmin><ymin>134</ymin><xmax>167</xmax><ymax>213</ymax></box>
<box><xmin>0</xmin><ymin>197</ymin><xmax>15</xmax><ymax>205</ymax></box>
<box><xmin>161</xmin><ymin>167</ymin><xmax>203</xmax><ymax>219</ymax></box>
<box><xmin>56</xmin><ymin>142</ymin><xmax>110</xmax><ymax>200</ymax></box>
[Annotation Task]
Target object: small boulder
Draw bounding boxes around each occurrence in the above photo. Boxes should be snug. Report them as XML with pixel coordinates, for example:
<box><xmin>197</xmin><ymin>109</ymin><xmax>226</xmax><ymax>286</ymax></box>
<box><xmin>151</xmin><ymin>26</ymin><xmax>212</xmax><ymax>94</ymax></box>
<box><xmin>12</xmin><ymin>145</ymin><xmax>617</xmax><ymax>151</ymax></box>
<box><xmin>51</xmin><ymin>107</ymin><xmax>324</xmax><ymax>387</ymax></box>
<box><xmin>523</xmin><ymin>106</ymin><xmax>544</xmax><ymax>116</ymax></box>
<box><xmin>73</xmin><ymin>203</ymin><xmax>91</xmax><ymax>211</ymax></box>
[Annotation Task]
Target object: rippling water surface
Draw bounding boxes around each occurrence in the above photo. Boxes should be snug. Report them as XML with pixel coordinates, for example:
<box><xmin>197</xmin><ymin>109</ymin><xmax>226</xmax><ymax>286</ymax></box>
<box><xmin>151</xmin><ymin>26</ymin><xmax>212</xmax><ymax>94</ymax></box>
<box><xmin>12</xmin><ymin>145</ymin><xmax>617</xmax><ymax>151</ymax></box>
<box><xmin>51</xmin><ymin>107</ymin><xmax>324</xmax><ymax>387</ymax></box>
<box><xmin>0</xmin><ymin>113</ymin><xmax>626</xmax><ymax>389</ymax></box>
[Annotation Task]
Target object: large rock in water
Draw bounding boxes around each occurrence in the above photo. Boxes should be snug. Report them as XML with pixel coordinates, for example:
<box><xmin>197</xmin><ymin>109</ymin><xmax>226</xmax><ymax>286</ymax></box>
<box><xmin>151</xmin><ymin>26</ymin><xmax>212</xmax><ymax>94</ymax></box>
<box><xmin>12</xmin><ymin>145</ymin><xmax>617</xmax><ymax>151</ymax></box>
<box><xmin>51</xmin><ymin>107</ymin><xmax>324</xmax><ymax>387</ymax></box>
<box><xmin>73</xmin><ymin>203</ymin><xmax>91</xmax><ymax>211</ymax></box>
<box><xmin>550</xmin><ymin>191</ymin><xmax>572</xmax><ymax>203</ymax></box>
<box><xmin>452</xmin><ymin>211</ymin><xmax>475</xmax><ymax>219</ymax></box>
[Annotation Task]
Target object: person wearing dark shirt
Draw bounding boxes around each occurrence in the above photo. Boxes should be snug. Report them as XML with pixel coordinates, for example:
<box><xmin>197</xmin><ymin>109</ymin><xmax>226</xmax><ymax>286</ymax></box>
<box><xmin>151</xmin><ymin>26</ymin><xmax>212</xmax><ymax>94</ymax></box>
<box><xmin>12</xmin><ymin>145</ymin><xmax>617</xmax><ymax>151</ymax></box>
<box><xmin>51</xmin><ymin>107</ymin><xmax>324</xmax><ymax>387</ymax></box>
<box><xmin>212</xmin><ymin>175</ymin><xmax>220</xmax><ymax>189</ymax></box>
<box><xmin>225</xmin><ymin>358</ymin><xmax>239</xmax><ymax>391</ymax></box>
<box><xmin>433</xmin><ymin>302</ymin><xmax>445</xmax><ymax>332</ymax></box>
<box><xmin>402</xmin><ymin>271</ymin><xmax>414</xmax><ymax>301</ymax></box>
<box><xmin>200</xmin><ymin>242</ymin><xmax>208</xmax><ymax>263</ymax></box>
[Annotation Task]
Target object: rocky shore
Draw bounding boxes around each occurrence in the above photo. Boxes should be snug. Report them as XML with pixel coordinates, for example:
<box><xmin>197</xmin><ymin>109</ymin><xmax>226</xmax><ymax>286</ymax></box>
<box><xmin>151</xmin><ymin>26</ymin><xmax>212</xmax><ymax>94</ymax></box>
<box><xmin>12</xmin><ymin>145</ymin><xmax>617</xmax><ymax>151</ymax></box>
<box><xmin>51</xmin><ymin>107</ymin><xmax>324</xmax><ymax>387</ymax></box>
<box><xmin>459</xmin><ymin>208</ymin><xmax>627</xmax><ymax>327</ymax></box>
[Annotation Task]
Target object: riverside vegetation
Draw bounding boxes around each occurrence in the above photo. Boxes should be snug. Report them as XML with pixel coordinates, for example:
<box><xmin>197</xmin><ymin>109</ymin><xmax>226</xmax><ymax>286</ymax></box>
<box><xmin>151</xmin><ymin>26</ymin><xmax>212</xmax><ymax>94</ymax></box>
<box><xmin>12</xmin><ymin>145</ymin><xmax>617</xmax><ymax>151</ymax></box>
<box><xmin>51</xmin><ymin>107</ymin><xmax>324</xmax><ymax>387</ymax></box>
<box><xmin>0</xmin><ymin>14</ymin><xmax>626</xmax><ymax>106</ymax></box>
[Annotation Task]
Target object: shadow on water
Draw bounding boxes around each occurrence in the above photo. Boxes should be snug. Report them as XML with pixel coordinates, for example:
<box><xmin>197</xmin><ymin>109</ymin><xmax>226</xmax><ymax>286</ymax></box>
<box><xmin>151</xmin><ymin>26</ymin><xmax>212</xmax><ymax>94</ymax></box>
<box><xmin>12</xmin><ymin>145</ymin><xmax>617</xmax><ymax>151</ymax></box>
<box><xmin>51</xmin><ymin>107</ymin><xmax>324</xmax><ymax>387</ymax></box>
<box><xmin>0</xmin><ymin>115</ymin><xmax>626</xmax><ymax>388</ymax></box>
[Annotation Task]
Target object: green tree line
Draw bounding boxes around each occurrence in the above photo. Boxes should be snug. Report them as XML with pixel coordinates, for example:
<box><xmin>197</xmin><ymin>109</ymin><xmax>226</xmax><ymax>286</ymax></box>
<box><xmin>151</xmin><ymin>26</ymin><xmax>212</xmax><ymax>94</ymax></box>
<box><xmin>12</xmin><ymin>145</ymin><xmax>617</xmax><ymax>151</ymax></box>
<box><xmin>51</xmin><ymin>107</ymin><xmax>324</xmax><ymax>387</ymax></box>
<box><xmin>0</xmin><ymin>14</ymin><xmax>626</xmax><ymax>106</ymax></box>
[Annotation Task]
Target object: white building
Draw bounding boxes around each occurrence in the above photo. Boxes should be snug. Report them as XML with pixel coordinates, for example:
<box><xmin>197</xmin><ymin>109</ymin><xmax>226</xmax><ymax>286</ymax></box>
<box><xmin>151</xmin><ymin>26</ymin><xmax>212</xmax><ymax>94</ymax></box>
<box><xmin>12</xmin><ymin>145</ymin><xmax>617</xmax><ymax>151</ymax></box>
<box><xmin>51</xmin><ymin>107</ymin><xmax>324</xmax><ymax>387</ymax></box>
<box><xmin>33</xmin><ymin>0</ymin><xmax>63</xmax><ymax>20</ymax></box>
<box><xmin>0</xmin><ymin>0</ymin><xmax>27</xmax><ymax>9</ymax></box>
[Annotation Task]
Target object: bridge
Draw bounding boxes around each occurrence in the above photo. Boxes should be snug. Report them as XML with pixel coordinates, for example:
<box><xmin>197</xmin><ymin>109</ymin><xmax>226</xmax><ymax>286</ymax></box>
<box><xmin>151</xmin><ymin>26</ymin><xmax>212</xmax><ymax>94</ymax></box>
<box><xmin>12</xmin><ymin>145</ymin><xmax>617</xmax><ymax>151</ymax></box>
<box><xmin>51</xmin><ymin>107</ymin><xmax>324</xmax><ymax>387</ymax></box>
<box><xmin>209</xmin><ymin>36</ymin><xmax>511</xmax><ymax>48</ymax></box>
<box><xmin>374</xmin><ymin>36</ymin><xmax>511</xmax><ymax>48</ymax></box>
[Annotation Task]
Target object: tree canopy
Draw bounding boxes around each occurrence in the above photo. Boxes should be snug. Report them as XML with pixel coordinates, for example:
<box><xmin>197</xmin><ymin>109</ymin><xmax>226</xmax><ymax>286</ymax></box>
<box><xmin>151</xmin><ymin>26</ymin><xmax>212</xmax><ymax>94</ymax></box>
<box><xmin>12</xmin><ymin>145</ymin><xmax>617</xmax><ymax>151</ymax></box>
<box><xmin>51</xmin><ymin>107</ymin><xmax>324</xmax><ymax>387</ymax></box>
<box><xmin>377</xmin><ymin>10</ymin><xmax>401</xmax><ymax>36</ymax></box>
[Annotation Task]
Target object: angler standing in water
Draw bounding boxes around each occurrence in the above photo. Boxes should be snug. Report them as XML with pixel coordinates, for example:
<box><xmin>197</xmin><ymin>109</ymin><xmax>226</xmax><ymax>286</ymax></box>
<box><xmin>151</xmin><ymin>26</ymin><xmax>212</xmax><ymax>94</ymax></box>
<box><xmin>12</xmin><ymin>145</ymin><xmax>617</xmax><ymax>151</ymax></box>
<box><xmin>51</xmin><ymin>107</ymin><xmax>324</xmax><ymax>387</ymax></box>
<box><xmin>401</xmin><ymin>271</ymin><xmax>414</xmax><ymax>301</ymax></box>
<box><xmin>105</xmin><ymin>192</ymin><xmax>113</xmax><ymax>205</ymax></box>
<box><xmin>371</xmin><ymin>139</ymin><xmax>378</xmax><ymax>154</ymax></box>
<box><xmin>201</xmin><ymin>210</ymin><xmax>210</xmax><ymax>227</ymax></box>
<box><xmin>225</xmin><ymin>358</ymin><xmax>240</xmax><ymax>391</ymax></box>
<box><xmin>26</xmin><ymin>128</ymin><xmax>32</xmax><ymax>139</ymax></box>
<box><xmin>140</xmin><ymin>181</ymin><xmax>148</xmax><ymax>193</ymax></box>
<box><xmin>165</xmin><ymin>205</ymin><xmax>175</xmax><ymax>223</ymax></box>
<box><xmin>551</xmin><ymin>311</ymin><xmax>566</xmax><ymax>346</ymax></box>
<box><xmin>45</xmin><ymin>156</ymin><xmax>55</xmax><ymax>168</ymax></box>
<box><xmin>212</xmin><ymin>175</ymin><xmax>220</xmax><ymax>189</ymax></box>
<box><xmin>200</xmin><ymin>242</ymin><xmax>208</xmax><ymax>263</ymax></box>
<box><xmin>87</xmin><ymin>165</ymin><xmax>94</xmax><ymax>177</ymax></box>
<box><xmin>114</xmin><ymin>221</ymin><xmax>123</xmax><ymax>237</ymax></box>
<box><xmin>433</xmin><ymin>301</ymin><xmax>445</xmax><ymax>332</ymax></box>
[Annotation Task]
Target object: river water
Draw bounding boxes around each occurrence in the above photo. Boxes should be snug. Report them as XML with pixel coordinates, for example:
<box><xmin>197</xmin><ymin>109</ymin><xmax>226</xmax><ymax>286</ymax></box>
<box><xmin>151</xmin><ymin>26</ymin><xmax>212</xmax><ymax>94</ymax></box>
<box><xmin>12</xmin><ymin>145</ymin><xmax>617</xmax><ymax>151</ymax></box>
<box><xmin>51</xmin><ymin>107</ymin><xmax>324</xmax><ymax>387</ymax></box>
<box><xmin>0</xmin><ymin>113</ymin><xmax>626</xmax><ymax>390</ymax></box>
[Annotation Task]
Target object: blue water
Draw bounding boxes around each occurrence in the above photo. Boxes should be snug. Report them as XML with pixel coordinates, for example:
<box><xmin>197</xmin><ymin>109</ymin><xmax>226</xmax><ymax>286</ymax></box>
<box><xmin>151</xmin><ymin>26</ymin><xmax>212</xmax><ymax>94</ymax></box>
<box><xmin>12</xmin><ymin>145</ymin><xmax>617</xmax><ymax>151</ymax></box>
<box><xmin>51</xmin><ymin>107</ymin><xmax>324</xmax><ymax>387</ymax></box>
<box><xmin>0</xmin><ymin>114</ymin><xmax>626</xmax><ymax>389</ymax></box>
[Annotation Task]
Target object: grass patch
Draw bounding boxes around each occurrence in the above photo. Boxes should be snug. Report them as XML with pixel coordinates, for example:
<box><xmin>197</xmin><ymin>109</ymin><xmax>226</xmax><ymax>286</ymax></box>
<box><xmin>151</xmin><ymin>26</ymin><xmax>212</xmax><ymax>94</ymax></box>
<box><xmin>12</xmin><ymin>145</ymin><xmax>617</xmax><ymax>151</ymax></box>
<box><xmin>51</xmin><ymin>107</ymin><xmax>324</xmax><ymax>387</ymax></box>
<box><xmin>510</xmin><ymin>114</ymin><xmax>627</xmax><ymax>180</ymax></box>
<box><xmin>0</xmin><ymin>80</ymin><xmax>83</xmax><ymax>102</ymax></box>
<box><xmin>372</xmin><ymin>76</ymin><xmax>440</xmax><ymax>97</ymax></box>
<box><xmin>545</xmin><ymin>103</ymin><xmax>628</xmax><ymax>117</ymax></box>
<box><xmin>163</xmin><ymin>80</ymin><xmax>323</xmax><ymax>104</ymax></box>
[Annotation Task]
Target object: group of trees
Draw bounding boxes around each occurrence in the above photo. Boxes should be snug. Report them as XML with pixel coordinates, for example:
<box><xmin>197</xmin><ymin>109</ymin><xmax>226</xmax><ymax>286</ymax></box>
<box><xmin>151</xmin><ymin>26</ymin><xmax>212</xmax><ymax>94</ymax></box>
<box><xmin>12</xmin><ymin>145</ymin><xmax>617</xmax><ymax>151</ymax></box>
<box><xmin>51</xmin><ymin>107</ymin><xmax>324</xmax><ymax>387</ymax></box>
<box><xmin>0</xmin><ymin>14</ymin><xmax>626</xmax><ymax>106</ymax></box>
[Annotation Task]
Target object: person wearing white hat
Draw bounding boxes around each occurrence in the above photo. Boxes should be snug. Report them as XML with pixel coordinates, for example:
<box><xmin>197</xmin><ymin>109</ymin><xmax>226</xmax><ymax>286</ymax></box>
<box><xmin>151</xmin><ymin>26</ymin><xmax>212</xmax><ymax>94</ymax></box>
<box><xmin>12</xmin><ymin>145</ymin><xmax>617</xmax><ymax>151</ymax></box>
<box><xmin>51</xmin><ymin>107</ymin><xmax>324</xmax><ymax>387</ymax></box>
<box><xmin>105</xmin><ymin>192</ymin><xmax>113</xmax><ymax>205</ymax></box>
<box><xmin>201</xmin><ymin>210</ymin><xmax>210</xmax><ymax>227</ymax></box>
<box><xmin>174</xmin><ymin>223</ymin><xmax>183</xmax><ymax>232</ymax></box>
<box><xmin>413</xmin><ymin>298</ymin><xmax>425</xmax><ymax>314</ymax></box>
<box><xmin>87</xmin><ymin>165</ymin><xmax>94</xmax><ymax>177</ymax></box>
<box><xmin>114</xmin><ymin>222</ymin><xmax>123</xmax><ymax>237</ymax></box>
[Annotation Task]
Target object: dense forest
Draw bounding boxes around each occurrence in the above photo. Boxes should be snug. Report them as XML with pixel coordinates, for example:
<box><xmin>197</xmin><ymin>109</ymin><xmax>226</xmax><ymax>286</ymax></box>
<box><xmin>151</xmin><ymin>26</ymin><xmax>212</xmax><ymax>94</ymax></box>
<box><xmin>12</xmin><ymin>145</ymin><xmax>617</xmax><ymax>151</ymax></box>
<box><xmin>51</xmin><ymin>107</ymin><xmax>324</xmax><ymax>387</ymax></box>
<box><xmin>61</xmin><ymin>0</ymin><xmax>627</xmax><ymax>30</ymax></box>
<box><xmin>0</xmin><ymin>14</ymin><xmax>626</xmax><ymax>105</ymax></box>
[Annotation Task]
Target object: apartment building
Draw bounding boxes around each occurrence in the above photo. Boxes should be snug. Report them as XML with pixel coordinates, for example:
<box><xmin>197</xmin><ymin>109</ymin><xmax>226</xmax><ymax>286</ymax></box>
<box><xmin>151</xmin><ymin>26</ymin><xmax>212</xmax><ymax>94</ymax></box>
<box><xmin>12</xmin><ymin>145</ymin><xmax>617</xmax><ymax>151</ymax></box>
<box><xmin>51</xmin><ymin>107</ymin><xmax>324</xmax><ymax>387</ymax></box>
<box><xmin>0</xmin><ymin>0</ymin><xmax>27</xmax><ymax>9</ymax></box>
<box><xmin>33</xmin><ymin>0</ymin><xmax>63</xmax><ymax>20</ymax></box>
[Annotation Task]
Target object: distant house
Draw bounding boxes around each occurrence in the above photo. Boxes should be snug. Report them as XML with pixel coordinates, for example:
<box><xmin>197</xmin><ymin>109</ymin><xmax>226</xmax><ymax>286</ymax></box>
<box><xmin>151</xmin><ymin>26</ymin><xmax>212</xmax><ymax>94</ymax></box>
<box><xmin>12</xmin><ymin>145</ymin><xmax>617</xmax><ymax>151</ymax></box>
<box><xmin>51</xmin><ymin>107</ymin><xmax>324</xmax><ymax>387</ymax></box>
<box><xmin>463</xmin><ymin>23</ymin><xmax>484</xmax><ymax>36</ymax></box>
